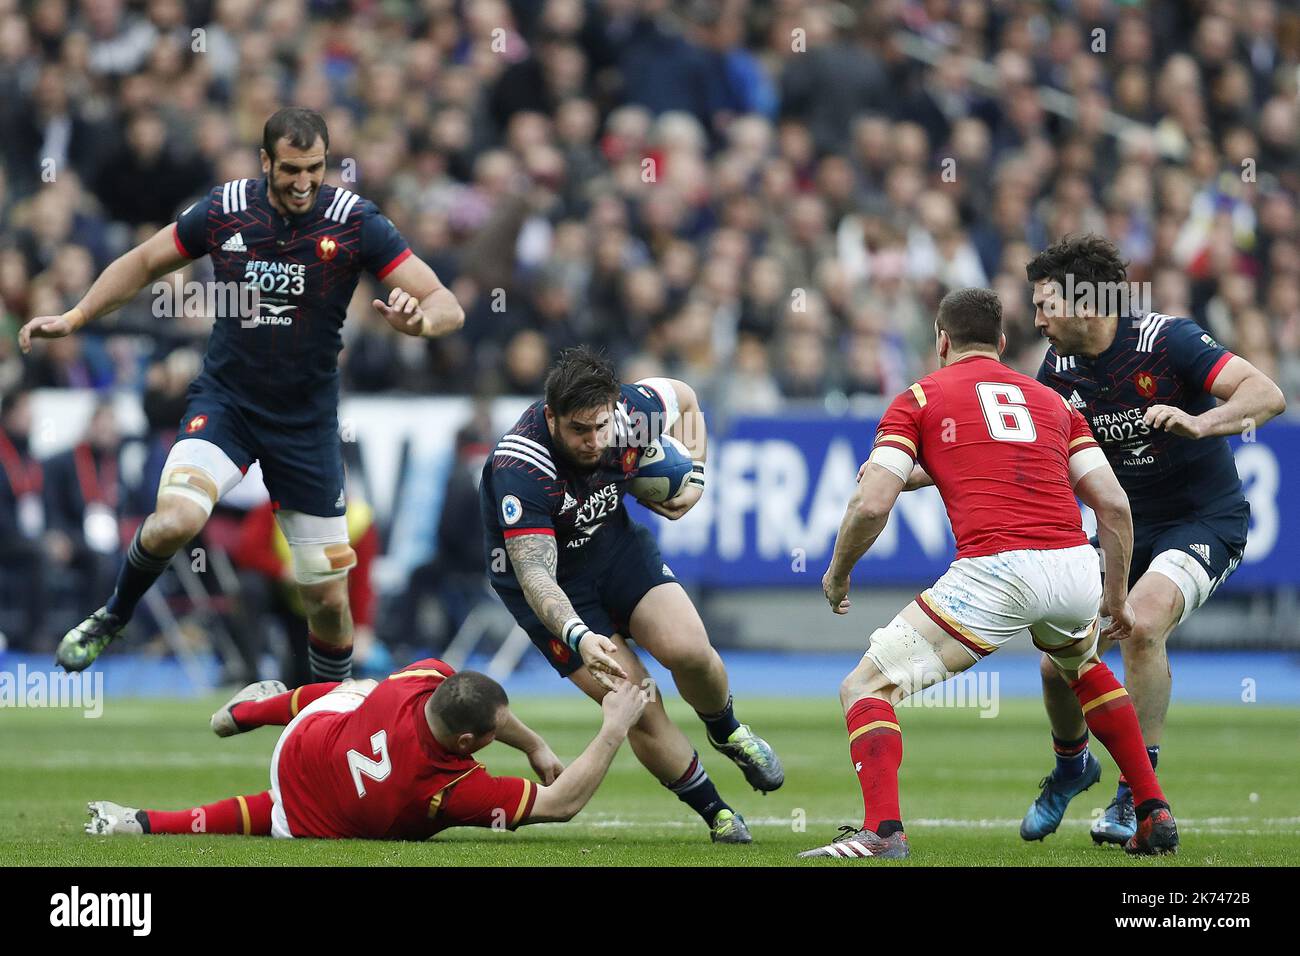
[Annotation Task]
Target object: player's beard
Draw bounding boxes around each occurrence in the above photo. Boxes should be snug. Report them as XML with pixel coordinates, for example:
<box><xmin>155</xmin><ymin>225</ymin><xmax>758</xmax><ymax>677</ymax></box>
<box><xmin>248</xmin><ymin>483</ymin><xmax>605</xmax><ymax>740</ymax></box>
<box><xmin>1041</xmin><ymin>317</ymin><xmax>1087</xmax><ymax>355</ymax></box>
<box><xmin>555</xmin><ymin>440</ymin><xmax>604</xmax><ymax>473</ymax></box>
<box><xmin>1047</xmin><ymin>331</ymin><xmax>1084</xmax><ymax>355</ymax></box>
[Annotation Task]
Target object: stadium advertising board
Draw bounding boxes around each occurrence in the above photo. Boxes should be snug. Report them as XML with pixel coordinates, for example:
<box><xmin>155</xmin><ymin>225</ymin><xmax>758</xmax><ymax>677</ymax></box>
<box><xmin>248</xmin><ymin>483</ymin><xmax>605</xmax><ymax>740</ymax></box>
<box><xmin>643</xmin><ymin>416</ymin><xmax>1299</xmax><ymax>590</ymax></box>
<box><xmin>29</xmin><ymin>392</ymin><xmax>1298</xmax><ymax>590</ymax></box>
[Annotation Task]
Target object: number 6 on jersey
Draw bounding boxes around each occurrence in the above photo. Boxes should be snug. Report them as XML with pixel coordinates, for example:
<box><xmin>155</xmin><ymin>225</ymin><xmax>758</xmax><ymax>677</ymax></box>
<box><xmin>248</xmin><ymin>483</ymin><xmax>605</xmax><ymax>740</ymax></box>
<box><xmin>976</xmin><ymin>382</ymin><xmax>1038</xmax><ymax>442</ymax></box>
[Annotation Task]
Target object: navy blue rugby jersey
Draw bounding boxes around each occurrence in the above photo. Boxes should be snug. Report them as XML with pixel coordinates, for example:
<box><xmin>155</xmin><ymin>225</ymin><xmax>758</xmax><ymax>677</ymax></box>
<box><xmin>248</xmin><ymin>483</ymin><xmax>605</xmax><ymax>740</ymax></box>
<box><xmin>174</xmin><ymin>178</ymin><xmax>410</xmax><ymax>425</ymax></box>
<box><xmin>1037</xmin><ymin>312</ymin><xmax>1243</xmax><ymax>522</ymax></box>
<box><xmin>479</xmin><ymin>380</ymin><xmax>682</xmax><ymax>588</ymax></box>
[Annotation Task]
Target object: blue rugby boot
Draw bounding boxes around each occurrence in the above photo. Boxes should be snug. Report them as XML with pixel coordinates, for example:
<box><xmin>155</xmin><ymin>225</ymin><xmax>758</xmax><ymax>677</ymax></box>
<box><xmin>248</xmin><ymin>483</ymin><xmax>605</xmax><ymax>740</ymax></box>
<box><xmin>1020</xmin><ymin>751</ymin><xmax>1102</xmax><ymax>841</ymax></box>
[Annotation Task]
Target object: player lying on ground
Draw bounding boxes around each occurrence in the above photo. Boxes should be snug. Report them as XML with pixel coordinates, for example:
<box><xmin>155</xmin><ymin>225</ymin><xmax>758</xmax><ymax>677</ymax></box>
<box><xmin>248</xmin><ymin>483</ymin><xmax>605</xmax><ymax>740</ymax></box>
<box><xmin>21</xmin><ymin>106</ymin><xmax>464</xmax><ymax>682</ymax></box>
<box><xmin>1022</xmin><ymin>235</ymin><xmax>1286</xmax><ymax>845</ymax></box>
<box><xmin>86</xmin><ymin>659</ymin><xmax>648</xmax><ymax>839</ymax></box>
<box><xmin>801</xmin><ymin>288</ymin><xmax>1178</xmax><ymax>860</ymax></box>
<box><xmin>479</xmin><ymin>346</ymin><xmax>782</xmax><ymax>844</ymax></box>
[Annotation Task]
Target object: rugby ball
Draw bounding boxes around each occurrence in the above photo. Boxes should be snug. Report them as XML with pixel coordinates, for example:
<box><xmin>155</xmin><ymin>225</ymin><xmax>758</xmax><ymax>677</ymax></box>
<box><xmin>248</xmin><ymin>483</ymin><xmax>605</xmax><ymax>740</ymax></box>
<box><xmin>627</xmin><ymin>435</ymin><xmax>694</xmax><ymax>503</ymax></box>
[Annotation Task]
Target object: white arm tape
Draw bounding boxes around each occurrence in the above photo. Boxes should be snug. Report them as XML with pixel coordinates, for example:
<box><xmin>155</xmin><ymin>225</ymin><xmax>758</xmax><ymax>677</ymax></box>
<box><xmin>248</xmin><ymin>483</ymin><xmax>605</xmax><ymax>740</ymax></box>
<box><xmin>636</xmin><ymin>377</ymin><xmax>681</xmax><ymax>431</ymax></box>
<box><xmin>868</xmin><ymin>445</ymin><xmax>914</xmax><ymax>483</ymax></box>
<box><xmin>562</xmin><ymin>617</ymin><xmax>591</xmax><ymax>653</ymax></box>
<box><xmin>687</xmin><ymin>460</ymin><xmax>705</xmax><ymax>490</ymax></box>
<box><xmin>1069</xmin><ymin>446</ymin><xmax>1108</xmax><ymax>487</ymax></box>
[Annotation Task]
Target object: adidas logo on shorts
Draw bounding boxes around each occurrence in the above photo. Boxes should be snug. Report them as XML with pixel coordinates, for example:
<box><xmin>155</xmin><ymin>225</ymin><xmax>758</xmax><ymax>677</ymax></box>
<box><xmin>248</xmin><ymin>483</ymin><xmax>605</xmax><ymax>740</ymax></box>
<box><xmin>1190</xmin><ymin>543</ymin><xmax>1211</xmax><ymax>564</ymax></box>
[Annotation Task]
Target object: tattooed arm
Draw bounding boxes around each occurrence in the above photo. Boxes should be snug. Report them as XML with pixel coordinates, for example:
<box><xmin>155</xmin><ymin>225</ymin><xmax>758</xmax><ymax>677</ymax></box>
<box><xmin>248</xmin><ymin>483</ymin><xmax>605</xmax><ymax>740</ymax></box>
<box><xmin>504</xmin><ymin>533</ymin><xmax>573</xmax><ymax>636</ymax></box>
<box><xmin>505</xmin><ymin>533</ymin><xmax>627</xmax><ymax>689</ymax></box>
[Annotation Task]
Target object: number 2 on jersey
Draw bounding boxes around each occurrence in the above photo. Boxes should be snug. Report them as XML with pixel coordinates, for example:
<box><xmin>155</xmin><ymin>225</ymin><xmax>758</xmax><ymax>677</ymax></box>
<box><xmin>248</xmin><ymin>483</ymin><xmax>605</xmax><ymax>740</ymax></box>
<box><xmin>346</xmin><ymin>730</ymin><xmax>392</xmax><ymax>798</ymax></box>
<box><xmin>975</xmin><ymin>382</ymin><xmax>1038</xmax><ymax>443</ymax></box>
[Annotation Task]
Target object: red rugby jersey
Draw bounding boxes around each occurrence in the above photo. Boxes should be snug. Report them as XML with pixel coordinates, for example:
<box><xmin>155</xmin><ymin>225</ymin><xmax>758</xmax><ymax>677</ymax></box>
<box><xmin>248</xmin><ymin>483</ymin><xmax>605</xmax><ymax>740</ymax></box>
<box><xmin>871</xmin><ymin>355</ymin><xmax>1101</xmax><ymax>559</ymax></box>
<box><xmin>277</xmin><ymin>659</ymin><xmax>537</xmax><ymax>840</ymax></box>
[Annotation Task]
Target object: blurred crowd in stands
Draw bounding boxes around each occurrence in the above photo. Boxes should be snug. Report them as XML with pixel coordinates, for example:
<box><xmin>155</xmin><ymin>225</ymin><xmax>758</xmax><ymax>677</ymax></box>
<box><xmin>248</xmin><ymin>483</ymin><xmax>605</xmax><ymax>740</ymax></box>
<box><xmin>2</xmin><ymin>0</ymin><xmax>1299</xmax><ymax>671</ymax></box>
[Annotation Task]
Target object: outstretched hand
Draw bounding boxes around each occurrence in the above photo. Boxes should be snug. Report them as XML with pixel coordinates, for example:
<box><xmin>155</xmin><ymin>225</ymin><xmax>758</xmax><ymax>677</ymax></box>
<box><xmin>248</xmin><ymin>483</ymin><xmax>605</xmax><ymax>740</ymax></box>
<box><xmin>18</xmin><ymin>314</ymin><xmax>77</xmax><ymax>353</ymax></box>
<box><xmin>1143</xmin><ymin>404</ymin><xmax>1203</xmax><ymax>439</ymax></box>
<box><xmin>578</xmin><ymin>631</ymin><xmax>628</xmax><ymax>691</ymax></box>
<box><xmin>372</xmin><ymin>286</ymin><xmax>425</xmax><ymax>335</ymax></box>
<box><xmin>1100</xmin><ymin>601</ymin><xmax>1136</xmax><ymax>641</ymax></box>
<box><xmin>823</xmin><ymin>570</ymin><xmax>852</xmax><ymax>614</ymax></box>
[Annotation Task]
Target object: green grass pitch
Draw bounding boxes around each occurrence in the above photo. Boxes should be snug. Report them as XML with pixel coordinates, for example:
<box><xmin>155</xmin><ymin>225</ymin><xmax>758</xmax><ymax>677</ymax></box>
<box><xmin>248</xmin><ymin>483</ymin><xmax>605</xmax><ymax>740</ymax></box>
<box><xmin>2</xmin><ymin>694</ymin><xmax>1297</xmax><ymax>866</ymax></box>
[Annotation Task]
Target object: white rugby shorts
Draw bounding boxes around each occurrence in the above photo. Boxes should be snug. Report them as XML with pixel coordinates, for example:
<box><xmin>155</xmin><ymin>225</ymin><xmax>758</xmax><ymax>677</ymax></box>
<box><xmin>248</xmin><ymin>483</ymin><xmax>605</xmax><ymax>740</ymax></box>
<box><xmin>915</xmin><ymin>543</ymin><xmax>1101</xmax><ymax>671</ymax></box>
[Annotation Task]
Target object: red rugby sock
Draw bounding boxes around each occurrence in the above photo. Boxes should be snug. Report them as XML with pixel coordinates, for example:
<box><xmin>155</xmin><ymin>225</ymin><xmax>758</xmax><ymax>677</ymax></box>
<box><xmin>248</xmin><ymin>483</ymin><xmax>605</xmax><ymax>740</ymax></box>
<box><xmin>230</xmin><ymin>682</ymin><xmax>338</xmax><ymax>730</ymax></box>
<box><xmin>1070</xmin><ymin>663</ymin><xmax>1166</xmax><ymax>807</ymax></box>
<box><xmin>144</xmin><ymin>791</ymin><xmax>273</xmax><ymax>836</ymax></box>
<box><xmin>846</xmin><ymin>697</ymin><xmax>904</xmax><ymax>835</ymax></box>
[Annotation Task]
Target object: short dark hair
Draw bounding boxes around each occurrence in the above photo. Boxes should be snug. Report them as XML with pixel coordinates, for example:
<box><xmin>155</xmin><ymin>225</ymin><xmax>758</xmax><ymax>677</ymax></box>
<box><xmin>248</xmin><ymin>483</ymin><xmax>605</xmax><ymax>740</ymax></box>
<box><xmin>544</xmin><ymin>346</ymin><xmax>620</xmax><ymax>418</ymax></box>
<box><xmin>936</xmin><ymin>287</ymin><xmax>1003</xmax><ymax>349</ymax></box>
<box><xmin>428</xmin><ymin>671</ymin><xmax>508</xmax><ymax>737</ymax></box>
<box><xmin>262</xmin><ymin>108</ymin><xmax>329</xmax><ymax>162</ymax></box>
<box><xmin>1025</xmin><ymin>234</ymin><xmax>1128</xmax><ymax>290</ymax></box>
